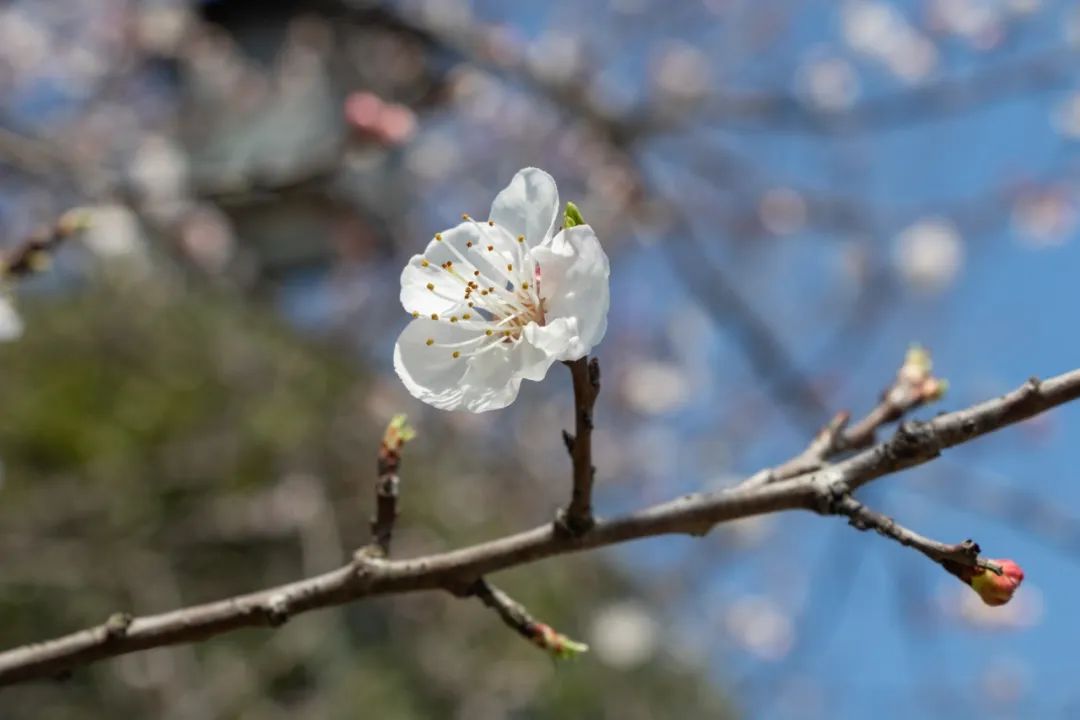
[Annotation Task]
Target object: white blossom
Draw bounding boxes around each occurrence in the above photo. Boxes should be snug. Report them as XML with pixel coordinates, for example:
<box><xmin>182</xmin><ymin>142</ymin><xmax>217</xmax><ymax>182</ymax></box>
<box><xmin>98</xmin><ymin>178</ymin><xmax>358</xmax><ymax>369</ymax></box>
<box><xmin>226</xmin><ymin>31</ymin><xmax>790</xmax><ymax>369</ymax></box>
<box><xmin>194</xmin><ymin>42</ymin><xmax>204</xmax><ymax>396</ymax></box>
<box><xmin>0</xmin><ymin>294</ymin><xmax>22</xmax><ymax>342</ymax></box>
<box><xmin>394</xmin><ymin>168</ymin><xmax>610</xmax><ymax>412</ymax></box>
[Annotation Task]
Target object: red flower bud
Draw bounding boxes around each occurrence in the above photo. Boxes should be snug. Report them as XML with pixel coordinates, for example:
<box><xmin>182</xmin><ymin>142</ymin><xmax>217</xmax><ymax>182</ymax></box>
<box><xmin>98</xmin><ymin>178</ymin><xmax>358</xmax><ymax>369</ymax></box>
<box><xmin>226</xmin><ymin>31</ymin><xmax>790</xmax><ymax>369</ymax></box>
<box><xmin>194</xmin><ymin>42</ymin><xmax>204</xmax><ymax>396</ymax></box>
<box><xmin>968</xmin><ymin>559</ymin><xmax>1024</xmax><ymax>606</ymax></box>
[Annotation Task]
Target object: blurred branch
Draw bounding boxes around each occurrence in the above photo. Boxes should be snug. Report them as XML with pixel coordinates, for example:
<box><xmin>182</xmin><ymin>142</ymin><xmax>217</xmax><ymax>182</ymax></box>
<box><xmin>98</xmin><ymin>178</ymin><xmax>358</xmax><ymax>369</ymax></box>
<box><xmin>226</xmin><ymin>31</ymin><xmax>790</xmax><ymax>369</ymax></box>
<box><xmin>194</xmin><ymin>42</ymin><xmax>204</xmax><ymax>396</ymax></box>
<box><xmin>1</xmin><ymin>363</ymin><xmax>1077</xmax><ymax>684</ymax></box>
<box><xmin>1</xmin><ymin>210</ymin><xmax>89</xmax><ymax>280</ymax></box>
<box><xmin>706</xmin><ymin>48</ymin><xmax>1079</xmax><ymax>135</ymax></box>
<box><xmin>559</xmin><ymin>357</ymin><xmax>600</xmax><ymax>535</ymax></box>
<box><xmin>662</xmin><ymin>200</ymin><xmax>830</xmax><ymax>431</ymax></box>
<box><xmin>341</xmin><ymin>3</ymin><xmax>656</xmax><ymax>145</ymax></box>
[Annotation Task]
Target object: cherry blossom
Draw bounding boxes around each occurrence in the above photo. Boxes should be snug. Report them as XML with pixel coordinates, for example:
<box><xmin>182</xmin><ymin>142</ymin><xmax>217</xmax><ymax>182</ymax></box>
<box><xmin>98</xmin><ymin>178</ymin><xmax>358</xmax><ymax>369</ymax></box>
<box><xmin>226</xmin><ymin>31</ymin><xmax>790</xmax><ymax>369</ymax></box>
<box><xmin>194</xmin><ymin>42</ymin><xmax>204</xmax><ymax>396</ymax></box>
<box><xmin>394</xmin><ymin>168</ymin><xmax>609</xmax><ymax>412</ymax></box>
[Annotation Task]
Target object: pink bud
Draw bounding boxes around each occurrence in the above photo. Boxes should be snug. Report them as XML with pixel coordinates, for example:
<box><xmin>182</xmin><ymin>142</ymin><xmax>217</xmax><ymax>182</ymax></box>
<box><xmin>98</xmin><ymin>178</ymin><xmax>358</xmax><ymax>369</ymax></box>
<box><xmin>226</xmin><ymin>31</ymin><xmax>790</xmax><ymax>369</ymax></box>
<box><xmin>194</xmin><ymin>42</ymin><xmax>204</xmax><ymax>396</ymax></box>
<box><xmin>344</xmin><ymin>92</ymin><xmax>417</xmax><ymax>146</ymax></box>
<box><xmin>969</xmin><ymin>559</ymin><xmax>1024</xmax><ymax>606</ymax></box>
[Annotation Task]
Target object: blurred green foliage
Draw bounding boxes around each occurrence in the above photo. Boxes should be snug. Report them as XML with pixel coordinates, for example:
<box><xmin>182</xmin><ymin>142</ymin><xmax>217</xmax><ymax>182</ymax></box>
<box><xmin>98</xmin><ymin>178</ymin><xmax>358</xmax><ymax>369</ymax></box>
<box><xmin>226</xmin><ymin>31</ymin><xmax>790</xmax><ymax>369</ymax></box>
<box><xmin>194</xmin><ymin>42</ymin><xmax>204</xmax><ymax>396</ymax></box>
<box><xmin>0</xmin><ymin>273</ymin><xmax>731</xmax><ymax>719</ymax></box>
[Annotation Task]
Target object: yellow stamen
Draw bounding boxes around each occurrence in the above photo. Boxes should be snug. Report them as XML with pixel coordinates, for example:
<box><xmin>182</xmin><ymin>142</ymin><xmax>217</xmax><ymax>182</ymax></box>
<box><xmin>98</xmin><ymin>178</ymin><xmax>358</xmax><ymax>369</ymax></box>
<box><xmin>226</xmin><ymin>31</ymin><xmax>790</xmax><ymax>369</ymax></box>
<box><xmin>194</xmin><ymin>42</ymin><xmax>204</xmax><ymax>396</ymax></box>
<box><xmin>426</xmin><ymin>338</ymin><xmax>434</xmax><ymax>346</ymax></box>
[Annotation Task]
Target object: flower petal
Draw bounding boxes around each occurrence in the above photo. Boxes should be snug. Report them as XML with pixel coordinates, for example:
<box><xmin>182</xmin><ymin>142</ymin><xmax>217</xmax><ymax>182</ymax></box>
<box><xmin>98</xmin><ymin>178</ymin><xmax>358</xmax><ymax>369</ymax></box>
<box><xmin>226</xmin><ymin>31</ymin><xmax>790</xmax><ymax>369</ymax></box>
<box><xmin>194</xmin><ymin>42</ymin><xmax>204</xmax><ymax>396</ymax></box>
<box><xmin>0</xmin><ymin>295</ymin><xmax>23</xmax><ymax>342</ymax></box>
<box><xmin>456</xmin><ymin>337</ymin><xmax>558</xmax><ymax>410</ymax></box>
<box><xmin>393</xmin><ymin>319</ymin><xmax>479</xmax><ymax>410</ymax></box>
<box><xmin>456</xmin><ymin>344</ymin><xmax>524</xmax><ymax>412</ymax></box>
<box><xmin>523</xmin><ymin>317</ymin><xmax>578</xmax><ymax>365</ymax></box>
<box><xmin>399</xmin><ymin>255</ymin><xmax>468</xmax><ymax>316</ymax></box>
<box><xmin>530</xmin><ymin>225</ymin><xmax>610</xmax><ymax>359</ymax></box>
<box><xmin>515</xmin><ymin>326</ymin><xmax>563</xmax><ymax>381</ymax></box>
<box><xmin>401</xmin><ymin>221</ymin><xmax>528</xmax><ymax>316</ymax></box>
<box><xmin>489</xmin><ymin>167</ymin><xmax>560</xmax><ymax>247</ymax></box>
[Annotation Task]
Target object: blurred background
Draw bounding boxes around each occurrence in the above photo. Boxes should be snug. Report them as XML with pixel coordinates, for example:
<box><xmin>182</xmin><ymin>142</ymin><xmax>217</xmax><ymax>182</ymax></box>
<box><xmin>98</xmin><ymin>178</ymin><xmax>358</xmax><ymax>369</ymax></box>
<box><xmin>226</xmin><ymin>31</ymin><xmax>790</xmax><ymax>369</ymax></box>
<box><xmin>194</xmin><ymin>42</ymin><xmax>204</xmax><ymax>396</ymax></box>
<box><xmin>1</xmin><ymin>0</ymin><xmax>1079</xmax><ymax>718</ymax></box>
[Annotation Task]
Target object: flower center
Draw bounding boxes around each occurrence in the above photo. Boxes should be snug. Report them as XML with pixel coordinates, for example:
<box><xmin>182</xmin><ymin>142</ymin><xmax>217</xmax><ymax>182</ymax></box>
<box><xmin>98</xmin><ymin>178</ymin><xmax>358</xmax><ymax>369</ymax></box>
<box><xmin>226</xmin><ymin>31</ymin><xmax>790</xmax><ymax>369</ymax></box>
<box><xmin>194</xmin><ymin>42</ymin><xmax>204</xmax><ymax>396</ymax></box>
<box><xmin>416</xmin><ymin>217</ymin><xmax>547</xmax><ymax>360</ymax></box>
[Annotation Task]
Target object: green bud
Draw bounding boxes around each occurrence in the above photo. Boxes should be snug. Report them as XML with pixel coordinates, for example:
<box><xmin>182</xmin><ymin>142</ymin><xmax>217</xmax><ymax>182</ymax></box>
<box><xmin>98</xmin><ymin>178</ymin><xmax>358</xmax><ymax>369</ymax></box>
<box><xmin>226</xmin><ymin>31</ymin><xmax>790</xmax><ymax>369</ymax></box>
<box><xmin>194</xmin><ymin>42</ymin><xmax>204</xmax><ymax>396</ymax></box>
<box><xmin>564</xmin><ymin>202</ymin><xmax>585</xmax><ymax>229</ymax></box>
<box><xmin>383</xmin><ymin>414</ymin><xmax>416</xmax><ymax>450</ymax></box>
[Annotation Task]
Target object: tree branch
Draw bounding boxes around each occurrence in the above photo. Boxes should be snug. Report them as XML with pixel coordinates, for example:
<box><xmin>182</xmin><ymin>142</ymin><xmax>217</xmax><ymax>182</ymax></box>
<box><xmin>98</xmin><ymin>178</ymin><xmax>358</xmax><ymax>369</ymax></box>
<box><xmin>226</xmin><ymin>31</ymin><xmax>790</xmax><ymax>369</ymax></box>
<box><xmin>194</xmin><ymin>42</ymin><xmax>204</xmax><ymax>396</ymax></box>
<box><xmin>1</xmin><ymin>367</ymin><xmax>1078</xmax><ymax>686</ymax></box>
<box><xmin>705</xmin><ymin>48</ymin><xmax>1078</xmax><ymax>135</ymax></box>
<box><xmin>559</xmin><ymin>356</ymin><xmax>600</xmax><ymax>535</ymax></box>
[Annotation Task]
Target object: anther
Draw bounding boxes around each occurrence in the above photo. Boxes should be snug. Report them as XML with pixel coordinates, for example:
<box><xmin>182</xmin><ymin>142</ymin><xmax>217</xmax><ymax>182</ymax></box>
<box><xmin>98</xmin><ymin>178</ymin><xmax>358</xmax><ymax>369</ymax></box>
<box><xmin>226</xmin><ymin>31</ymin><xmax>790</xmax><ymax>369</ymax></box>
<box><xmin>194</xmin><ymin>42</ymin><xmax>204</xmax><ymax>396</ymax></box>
<box><xmin>452</xmin><ymin>351</ymin><xmax>461</xmax><ymax>358</ymax></box>
<box><xmin>430</xmin><ymin>313</ymin><xmax>438</xmax><ymax>320</ymax></box>
<box><xmin>412</xmin><ymin>311</ymin><xmax>420</xmax><ymax>318</ymax></box>
<box><xmin>485</xmin><ymin>329</ymin><xmax>493</xmax><ymax>336</ymax></box>
<box><xmin>466</xmin><ymin>241</ymin><xmax>473</xmax><ymax>248</ymax></box>
<box><xmin>487</xmin><ymin>219</ymin><xmax>495</xmax><ymax>226</ymax></box>
<box><xmin>426</xmin><ymin>283</ymin><xmax>435</xmax><ymax>291</ymax></box>
<box><xmin>486</xmin><ymin>245</ymin><xmax>494</xmax><ymax>251</ymax></box>
<box><xmin>506</xmin><ymin>264</ymin><xmax>513</xmax><ymax>271</ymax></box>
<box><xmin>426</xmin><ymin>338</ymin><xmax>434</xmax><ymax>346</ymax></box>
<box><xmin>450</xmin><ymin>316</ymin><xmax>458</xmax><ymax>323</ymax></box>
<box><xmin>473</xmin><ymin>270</ymin><xmax>480</xmax><ymax>276</ymax></box>
<box><xmin>421</xmin><ymin>259</ymin><xmax>429</xmax><ymax>267</ymax></box>
<box><xmin>462</xmin><ymin>213</ymin><xmax>471</xmax><ymax>220</ymax></box>
<box><xmin>462</xmin><ymin>313</ymin><xmax>472</xmax><ymax>319</ymax></box>
<box><xmin>517</xmin><ymin>235</ymin><xmax>524</xmax><ymax>243</ymax></box>
<box><xmin>435</xmin><ymin>233</ymin><xmax>443</xmax><ymax>241</ymax></box>
<box><xmin>521</xmin><ymin>281</ymin><xmax>530</xmax><ymax>290</ymax></box>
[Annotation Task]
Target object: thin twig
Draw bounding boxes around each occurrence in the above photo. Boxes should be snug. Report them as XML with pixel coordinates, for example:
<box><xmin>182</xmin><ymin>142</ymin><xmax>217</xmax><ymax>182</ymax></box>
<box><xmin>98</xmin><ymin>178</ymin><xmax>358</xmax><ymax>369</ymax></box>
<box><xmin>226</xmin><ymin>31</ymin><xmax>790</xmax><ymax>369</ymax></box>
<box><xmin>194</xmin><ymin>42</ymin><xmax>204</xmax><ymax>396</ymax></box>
<box><xmin>0</xmin><ymin>367</ymin><xmax>1077</xmax><ymax>685</ymax></box>
<box><xmin>739</xmin><ymin>346</ymin><xmax>945</xmax><ymax>490</ymax></box>
<box><xmin>370</xmin><ymin>457</ymin><xmax>400</xmax><ymax>557</ymax></box>
<box><xmin>560</xmin><ymin>356</ymin><xmax>600</xmax><ymax>535</ymax></box>
<box><xmin>468</xmin><ymin>579</ymin><xmax>587</xmax><ymax>658</ymax></box>
<box><xmin>368</xmin><ymin>416</ymin><xmax>415</xmax><ymax>557</ymax></box>
<box><xmin>830</xmin><ymin>494</ymin><xmax>1000</xmax><ymax>586</ymax></box>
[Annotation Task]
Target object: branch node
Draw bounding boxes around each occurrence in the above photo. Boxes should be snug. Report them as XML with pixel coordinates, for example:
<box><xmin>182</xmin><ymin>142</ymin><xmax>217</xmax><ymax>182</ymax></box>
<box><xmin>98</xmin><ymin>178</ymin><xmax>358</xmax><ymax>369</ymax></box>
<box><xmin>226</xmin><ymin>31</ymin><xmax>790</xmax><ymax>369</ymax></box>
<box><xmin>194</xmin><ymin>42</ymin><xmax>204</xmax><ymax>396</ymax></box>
<box><xmin>587</xmin><ymin>356</ymin><xmax>601</xmax><ymax>389</ymax></box>
<box><xmin>891</xmin><ymin>420</ymin><xmax>940</xmax><ymax>462</ymax></box>
<box><xmin>103</xmin><ymin>613</ymin><xmax>132</xmax><ymax>640</ymax></box>
<box><xmin>263</xmin><ymin>594</ymin><xmax>291</xmax><ymax>627</ymax></box>
<box><xmin>553</xmin><ymin>507</ymin><xmax>595</xmax><ymax>538</ymax></box>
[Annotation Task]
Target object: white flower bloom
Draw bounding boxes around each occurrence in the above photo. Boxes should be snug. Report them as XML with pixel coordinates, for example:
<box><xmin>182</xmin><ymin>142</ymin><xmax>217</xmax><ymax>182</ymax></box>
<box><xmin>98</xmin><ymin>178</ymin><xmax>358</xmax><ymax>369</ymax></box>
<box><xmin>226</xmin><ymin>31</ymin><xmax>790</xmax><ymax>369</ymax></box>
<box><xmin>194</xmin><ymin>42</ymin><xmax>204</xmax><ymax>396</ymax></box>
<box><xmin>394</xmin><ymin>168</ymin><xmax>610</xmax><ymax>412</ymax></box>
<box><xmin>0</xmin><ymin>294</ymin><xmax>23</xmax><ymax>342</ymax></box>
